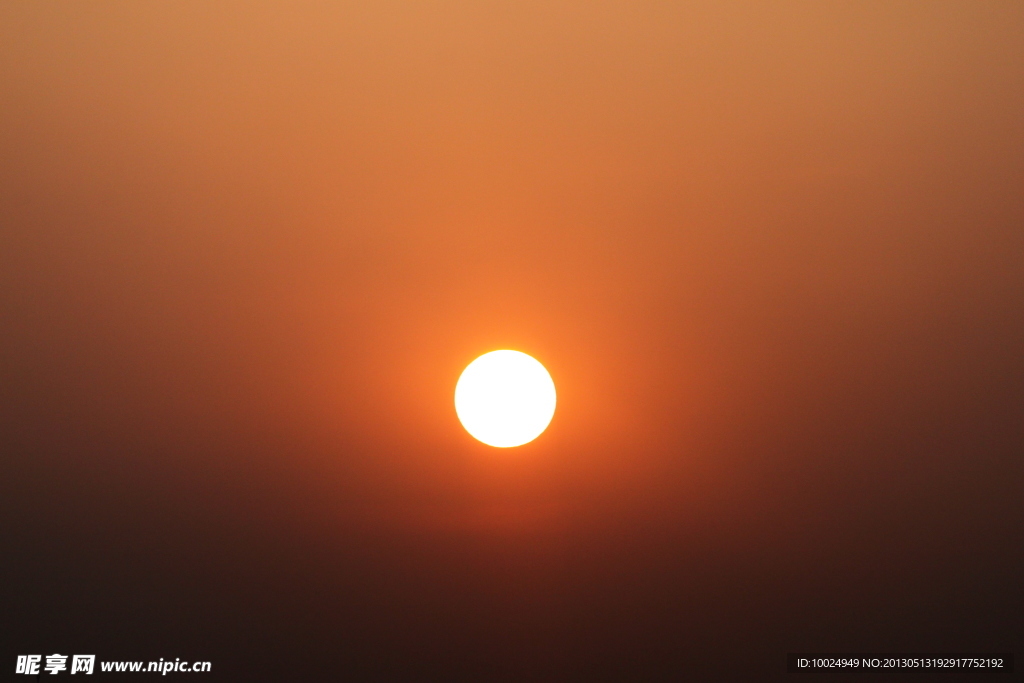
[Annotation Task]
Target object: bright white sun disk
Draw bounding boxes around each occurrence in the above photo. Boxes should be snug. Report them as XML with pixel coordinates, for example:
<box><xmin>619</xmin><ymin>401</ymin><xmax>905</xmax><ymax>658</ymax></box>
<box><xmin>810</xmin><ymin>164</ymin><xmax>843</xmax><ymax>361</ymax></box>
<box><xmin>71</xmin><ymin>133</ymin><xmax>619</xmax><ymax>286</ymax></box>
<box><xmin>455</xmin><ymin>350</ymin><xmax>556</xmax><ymax>448</ymax></box>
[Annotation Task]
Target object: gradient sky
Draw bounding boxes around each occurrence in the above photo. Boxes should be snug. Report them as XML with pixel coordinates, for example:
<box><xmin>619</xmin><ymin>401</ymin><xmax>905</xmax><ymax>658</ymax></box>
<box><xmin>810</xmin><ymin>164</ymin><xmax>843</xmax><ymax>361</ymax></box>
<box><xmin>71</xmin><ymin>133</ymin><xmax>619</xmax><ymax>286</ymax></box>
<box><xmin>2</xmin><ymin>2</ymin><xmax>1022</xmax><ymax>680</ymax></box>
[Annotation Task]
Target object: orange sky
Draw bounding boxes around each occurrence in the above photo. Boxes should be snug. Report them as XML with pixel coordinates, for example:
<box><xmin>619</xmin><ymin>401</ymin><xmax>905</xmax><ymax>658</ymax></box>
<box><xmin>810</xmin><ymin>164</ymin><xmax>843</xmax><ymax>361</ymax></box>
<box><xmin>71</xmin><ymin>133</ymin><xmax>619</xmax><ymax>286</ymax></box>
<box><xmin>3</xmin><ymin>2</ymin><xmax>1023</xmax><ymax>532</ymax></box>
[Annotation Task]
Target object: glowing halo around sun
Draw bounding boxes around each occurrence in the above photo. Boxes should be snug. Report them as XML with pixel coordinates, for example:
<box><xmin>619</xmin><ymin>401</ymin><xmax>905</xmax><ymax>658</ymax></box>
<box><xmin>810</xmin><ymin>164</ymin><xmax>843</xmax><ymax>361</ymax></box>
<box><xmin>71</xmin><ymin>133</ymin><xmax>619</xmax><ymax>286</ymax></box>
<box><xmin>455</xmin><ymin>350</ymin><xmax>556</xmax><ymax>448</ymax></box>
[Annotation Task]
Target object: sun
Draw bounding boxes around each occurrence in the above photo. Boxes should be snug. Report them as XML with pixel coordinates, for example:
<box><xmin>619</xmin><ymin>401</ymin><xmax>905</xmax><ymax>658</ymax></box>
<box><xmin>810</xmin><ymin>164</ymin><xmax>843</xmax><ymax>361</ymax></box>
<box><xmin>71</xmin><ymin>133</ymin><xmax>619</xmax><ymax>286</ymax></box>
<box><xmin>455</xmin><ymin>350</ymin><xmax>556</xmax><ymax>448</ymax></box>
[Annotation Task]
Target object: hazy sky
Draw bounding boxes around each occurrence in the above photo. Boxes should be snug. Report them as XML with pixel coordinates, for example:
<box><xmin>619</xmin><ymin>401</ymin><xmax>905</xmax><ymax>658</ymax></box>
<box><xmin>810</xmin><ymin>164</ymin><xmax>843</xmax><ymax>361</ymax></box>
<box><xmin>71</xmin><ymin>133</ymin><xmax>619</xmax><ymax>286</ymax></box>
<box><xmin>2</xmin><ymin>2</ymin><xmax>1022</xmax><ymax>679</ymax></box>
